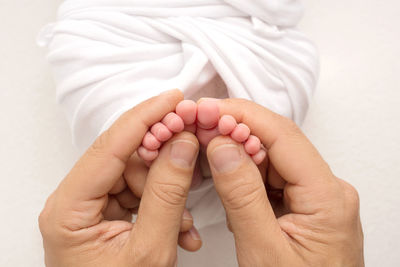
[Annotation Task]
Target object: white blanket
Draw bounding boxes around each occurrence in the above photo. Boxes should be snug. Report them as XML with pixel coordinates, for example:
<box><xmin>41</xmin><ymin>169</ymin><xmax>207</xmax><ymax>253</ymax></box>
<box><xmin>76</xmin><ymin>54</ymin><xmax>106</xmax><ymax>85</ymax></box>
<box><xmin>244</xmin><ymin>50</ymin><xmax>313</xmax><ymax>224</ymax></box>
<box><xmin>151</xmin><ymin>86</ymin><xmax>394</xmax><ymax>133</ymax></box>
<box><xmin>38</xmin><ymin>0</ymin><xmax>319</xmax><ymax>230</ymax></box>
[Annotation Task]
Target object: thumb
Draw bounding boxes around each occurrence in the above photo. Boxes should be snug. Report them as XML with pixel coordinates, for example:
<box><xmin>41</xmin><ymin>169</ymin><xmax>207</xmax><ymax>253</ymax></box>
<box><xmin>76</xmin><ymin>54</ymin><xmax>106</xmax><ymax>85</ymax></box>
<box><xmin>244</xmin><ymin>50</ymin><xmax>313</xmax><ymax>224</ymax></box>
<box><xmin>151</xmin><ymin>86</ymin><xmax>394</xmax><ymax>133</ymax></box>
<box><xmin>130</xmin><ymin>132</ymin><xmax>201</xmax><ymax>258</ymax></box>
<box><xmin>207</xmin><ymin>136</ymin><xmax>285</xmax><ymax>257</ymax></box>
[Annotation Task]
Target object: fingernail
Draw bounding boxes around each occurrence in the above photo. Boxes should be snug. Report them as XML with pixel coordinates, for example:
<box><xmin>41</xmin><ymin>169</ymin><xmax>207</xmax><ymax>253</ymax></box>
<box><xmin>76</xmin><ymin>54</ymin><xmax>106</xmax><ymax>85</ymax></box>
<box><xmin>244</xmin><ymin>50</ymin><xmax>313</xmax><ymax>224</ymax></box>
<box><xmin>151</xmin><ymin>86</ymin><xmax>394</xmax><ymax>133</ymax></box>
<box><xmin>170</xmin><ymin>140</ymin><xmax>198</xmax><ymax>168</ymax></box>
<box><xmin>182</xmin><ymin>209</ymin><xmax>193</xmax><ymax>221</ymax></box>
<box><xmin>210</xmin><ymin>144</ymin><xmax>242</xmax><ymax>173</ymax></box>
<box><xmin>189</xmin><ymin>227</ymin><xmax>201</xmax><ymax>241</ymax></box>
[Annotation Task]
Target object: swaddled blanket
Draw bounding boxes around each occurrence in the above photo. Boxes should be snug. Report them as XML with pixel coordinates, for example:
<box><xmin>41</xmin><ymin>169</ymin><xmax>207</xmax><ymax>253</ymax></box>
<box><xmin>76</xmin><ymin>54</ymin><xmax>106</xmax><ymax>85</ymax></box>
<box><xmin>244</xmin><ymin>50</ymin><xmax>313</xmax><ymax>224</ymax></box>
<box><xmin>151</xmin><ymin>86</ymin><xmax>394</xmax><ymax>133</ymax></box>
<box><xmin>38</xmin><ymin>0</ymin><xmax>318</xmax><ymax>229</ymax></box>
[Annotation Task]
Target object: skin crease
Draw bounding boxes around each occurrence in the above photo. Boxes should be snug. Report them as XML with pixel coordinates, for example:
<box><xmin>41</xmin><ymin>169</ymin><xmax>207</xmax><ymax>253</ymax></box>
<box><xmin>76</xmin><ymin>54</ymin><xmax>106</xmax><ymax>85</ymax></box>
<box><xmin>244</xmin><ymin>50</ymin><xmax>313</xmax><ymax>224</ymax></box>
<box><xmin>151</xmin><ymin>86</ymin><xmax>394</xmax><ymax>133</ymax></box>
<box><xmin>39</xmin><ymin>91</ymin><xmax>364</xmax><ymax>267</ymax></box>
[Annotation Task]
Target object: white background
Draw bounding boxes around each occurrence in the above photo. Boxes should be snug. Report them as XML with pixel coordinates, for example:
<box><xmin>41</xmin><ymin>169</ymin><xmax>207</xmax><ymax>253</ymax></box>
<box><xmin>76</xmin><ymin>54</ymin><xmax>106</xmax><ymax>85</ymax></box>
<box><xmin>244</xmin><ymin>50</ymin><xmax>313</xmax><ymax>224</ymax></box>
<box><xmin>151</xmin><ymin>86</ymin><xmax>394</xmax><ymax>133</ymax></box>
<box><xmin>0</xmin><ymin>0</ymin><xmax>399</xmax><ymax>266</ymax></box>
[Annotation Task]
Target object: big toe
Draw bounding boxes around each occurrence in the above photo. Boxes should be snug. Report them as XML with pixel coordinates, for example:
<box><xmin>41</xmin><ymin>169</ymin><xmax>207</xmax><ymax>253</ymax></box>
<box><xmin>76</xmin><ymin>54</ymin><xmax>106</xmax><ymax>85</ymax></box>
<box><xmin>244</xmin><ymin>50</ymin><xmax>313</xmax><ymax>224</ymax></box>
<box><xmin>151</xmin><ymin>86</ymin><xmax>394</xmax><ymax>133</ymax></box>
<box><xmin>176</xmin><ymin>100</ymin><xmax>197</xmax><ymax>125</ymax></box>
<box><xmin>197</xmin><ymin>99</ymin><xmax>219</xmax><ymax>130</ymax></box>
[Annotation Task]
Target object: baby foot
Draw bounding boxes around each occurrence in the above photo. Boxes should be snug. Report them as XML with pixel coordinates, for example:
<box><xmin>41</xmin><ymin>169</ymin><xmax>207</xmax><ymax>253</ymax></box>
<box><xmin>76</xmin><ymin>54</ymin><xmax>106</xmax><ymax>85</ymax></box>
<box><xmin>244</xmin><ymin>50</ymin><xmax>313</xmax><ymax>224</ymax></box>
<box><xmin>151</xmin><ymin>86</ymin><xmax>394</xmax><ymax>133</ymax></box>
<box><xmin>137</xmin><ymin>100</ymin><xmax>197</xmax><ymax>162</ymax></box>
<box><xmin>138</xmin><ymin>98</ymin><xmax>266</xmax><ymax>165</ymax></box>
<box><xmin>195</xmin><ymin>100</ymin><xmax>266</xmax><ymax>165</ymax></box>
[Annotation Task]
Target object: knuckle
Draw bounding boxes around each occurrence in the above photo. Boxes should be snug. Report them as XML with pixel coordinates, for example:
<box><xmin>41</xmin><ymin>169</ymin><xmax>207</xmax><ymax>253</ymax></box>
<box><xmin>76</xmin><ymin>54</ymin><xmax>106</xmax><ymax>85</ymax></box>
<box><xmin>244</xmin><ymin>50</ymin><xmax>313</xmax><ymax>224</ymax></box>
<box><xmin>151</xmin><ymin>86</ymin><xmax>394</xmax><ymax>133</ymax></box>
<box><xmin>280</xmin><ymin>116</ymin><xmax>302</xmax><ymax>136</ymax></box>
<box><xmin>38</xmin><ymin>210</ymin><xmax>48</xmax><ymax>233</ymax></box>
<box><xmin>344</xmin><ymin>182</ymin><xmax>360</xmax><ymax>209</ymax></box>
<box><xmin>38</xmin><ymin>193</ymin><xmax>55</xmax><ymax>236</ymax></box>
<box><xmin>224</xmin><ymin>98</ymin><xmax>250</xmax><ymax>121</ymax></box>
<box><xmin>88</xmin><ymin>130</ymin><xmax>110</xmax><ymax>157</ymax></box>
<box><xmin>228</xmin><ymin>98</ymin><xmax>251</xmax><ymax>106</ymax></box>
<box><xmin>337</xmin><ymin>178</ymin><xmax>361</xmax><ymax>217</ymax></box>
<box><xmin>223</xmin><ymin>180</ymin><xmax>264</xmax><ymax>211</ymax></box>
<box><xmin>87</xmin><ymin>130</ymin><xmax>127</xmax><ymax>164</ymax></box>
<box><xmin>151</xmin><ymin>181</ymin><xmax>187</xmax><ymax>207</ymax></box>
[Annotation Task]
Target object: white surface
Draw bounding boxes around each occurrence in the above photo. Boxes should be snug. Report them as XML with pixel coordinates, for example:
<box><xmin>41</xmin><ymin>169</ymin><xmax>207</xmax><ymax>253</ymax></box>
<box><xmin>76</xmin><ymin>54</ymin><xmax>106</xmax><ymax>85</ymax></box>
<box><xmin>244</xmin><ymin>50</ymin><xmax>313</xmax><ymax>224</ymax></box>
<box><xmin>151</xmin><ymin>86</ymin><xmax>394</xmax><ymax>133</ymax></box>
<box><xmin>39</xmin><ymin>0</ymin><xmax>317</xmax><ymax>151</ymax></box>
<box><xmin>0</xmin><ymin>0</ymin><xmax>399</xmax><ymax>266</ymax></box>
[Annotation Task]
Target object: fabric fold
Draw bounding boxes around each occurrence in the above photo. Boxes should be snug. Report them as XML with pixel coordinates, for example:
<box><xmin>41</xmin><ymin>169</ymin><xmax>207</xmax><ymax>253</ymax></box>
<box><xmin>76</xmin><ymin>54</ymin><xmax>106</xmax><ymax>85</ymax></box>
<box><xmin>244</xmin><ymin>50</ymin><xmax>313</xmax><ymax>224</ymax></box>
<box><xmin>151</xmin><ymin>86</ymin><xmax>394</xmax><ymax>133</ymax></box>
<box><xmin>38</xmin><ymin>0</ymin><xmax>318</xmax><ymax>230</ymax></box>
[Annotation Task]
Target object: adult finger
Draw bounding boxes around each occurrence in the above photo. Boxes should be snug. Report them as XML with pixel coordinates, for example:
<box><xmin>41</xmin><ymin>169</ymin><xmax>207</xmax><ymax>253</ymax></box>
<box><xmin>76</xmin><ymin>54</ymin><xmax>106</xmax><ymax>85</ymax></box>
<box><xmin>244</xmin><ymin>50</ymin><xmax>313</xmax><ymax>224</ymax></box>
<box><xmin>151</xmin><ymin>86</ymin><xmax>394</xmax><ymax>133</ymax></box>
<box><xmin>56</xmin><ymin>90</ymin><xmax>183</xmax><ymax>229</ymax></box>
<box><xmin>109</xmin><ymin>177</ymin><xmax>127</xmax><ymax>195</ymax></box>
<box><xmin>115</xmin><ymin>188</ymin><xmax>141</xmax><ymax>209</ymax></box>
<box><xmin>109</xmin><ymin>188</ymin><xmax>194</xmax><ymax>232</ymax></box>
<box><xmin>103</xmin><ymin>196</ymin><xmax>132</xmax><ymax>222</ymax></box>
<box><xmin>267</xmin><ymin>164</ymin><xmax>286</xmax><ymax>189</ymax></box>
<box><xmin>60</xmin><ymin>89</ymin><xmax>183</xmax><ymax>202</ymax></box>
<box><xmin>209</xmin><ymin>98</ymin><xmax>340</xmax><ymax>217</ymax></box>
<box><xmin>124</xmin><ymin>152</ymin><xmax>149</xmax><ymax>198</ymax></box>
<box><xmin>124</xmin><ymin>153</ymin><xmax>195</xmax><ymax>232</ymax></box>
<box><xmin>180</xmin><ymin>209</ymin><xmax>194</xmax><ymax>232</ymax></box>
<box><xmin>207</xmin><ymin>136</ymin><xmax>285</xmax><ymax>254</ymax></box>
<box><xmin>209</xmin><ymin>98</ymin><xmax>335</xmax><ymax>187</ymax></box>
<box><xmin>132</xmin><ymin>132</ymin><xmax>199</xmax><ymax>251</ymax></box>
<box><xmin>178</xmin><ymin>227</ymin><xmax>202</xmax><ymax>252</ymax></box>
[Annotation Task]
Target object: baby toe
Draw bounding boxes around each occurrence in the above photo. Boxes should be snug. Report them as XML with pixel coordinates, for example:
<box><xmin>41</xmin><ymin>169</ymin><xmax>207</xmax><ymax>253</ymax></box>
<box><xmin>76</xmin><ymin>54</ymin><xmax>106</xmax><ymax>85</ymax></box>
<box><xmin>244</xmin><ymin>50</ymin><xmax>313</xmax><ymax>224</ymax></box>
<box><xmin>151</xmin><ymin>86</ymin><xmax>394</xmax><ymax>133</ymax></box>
<box><xmin>176</xmin><ymin>100</ymin><xmax>197</xmax><ymax>125</ymax></box>
<box><xmin>137</xmin><ymin>146</ymin><xmax>159</xmax><ymax>162</ymax></box>
<box><xmin>197</xmin><ymin>100</ymin><xmax>219</xmax><ymax>130</ymax></box>
<box><xmin>151</xmin><ymin>122</ymin><xmax>172</xmax><ymax>142</ymax></box>
<box><xmin>162</xmin><ymin>112</ymin><xmax>185</xmax><ymax>133</ymax></box>
<box><xmin>244</xmin><ymin>135</ymin><xmax>261</xmax><ymax>155</ymax></box>
<box><xmin>218</xmin><ymin>115</ymin><xmax>237</xmax><ymax>135</ymax></box>
<box><xmin>142</xmin><ymin>131</ymin><xmax>161</xmax><ymax>150</ymax></box>
<box><xmin>231</xmin><ymin>123</ymin><xmax>250</xmax><ymax>143</ymax></box>
<box><xmin>252</xmin><ymin>149</ymin><xmax>266</xmax><ymax>165</ymax></box>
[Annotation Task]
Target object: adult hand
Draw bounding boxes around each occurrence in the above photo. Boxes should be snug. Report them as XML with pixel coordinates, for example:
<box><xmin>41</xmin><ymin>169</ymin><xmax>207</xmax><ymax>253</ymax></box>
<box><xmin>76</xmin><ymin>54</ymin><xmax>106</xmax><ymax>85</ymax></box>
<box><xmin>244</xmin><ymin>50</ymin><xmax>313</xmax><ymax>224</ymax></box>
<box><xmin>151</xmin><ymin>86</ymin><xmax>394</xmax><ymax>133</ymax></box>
<box><xmin>205</xmin><ymin>98</ymin><xmax>364</xmax><ymax>267</ymax></box>
<box><xmin>39</xmin><ymin>90</ymin><xmax>201</xmax><ymax>267</ymax></box>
